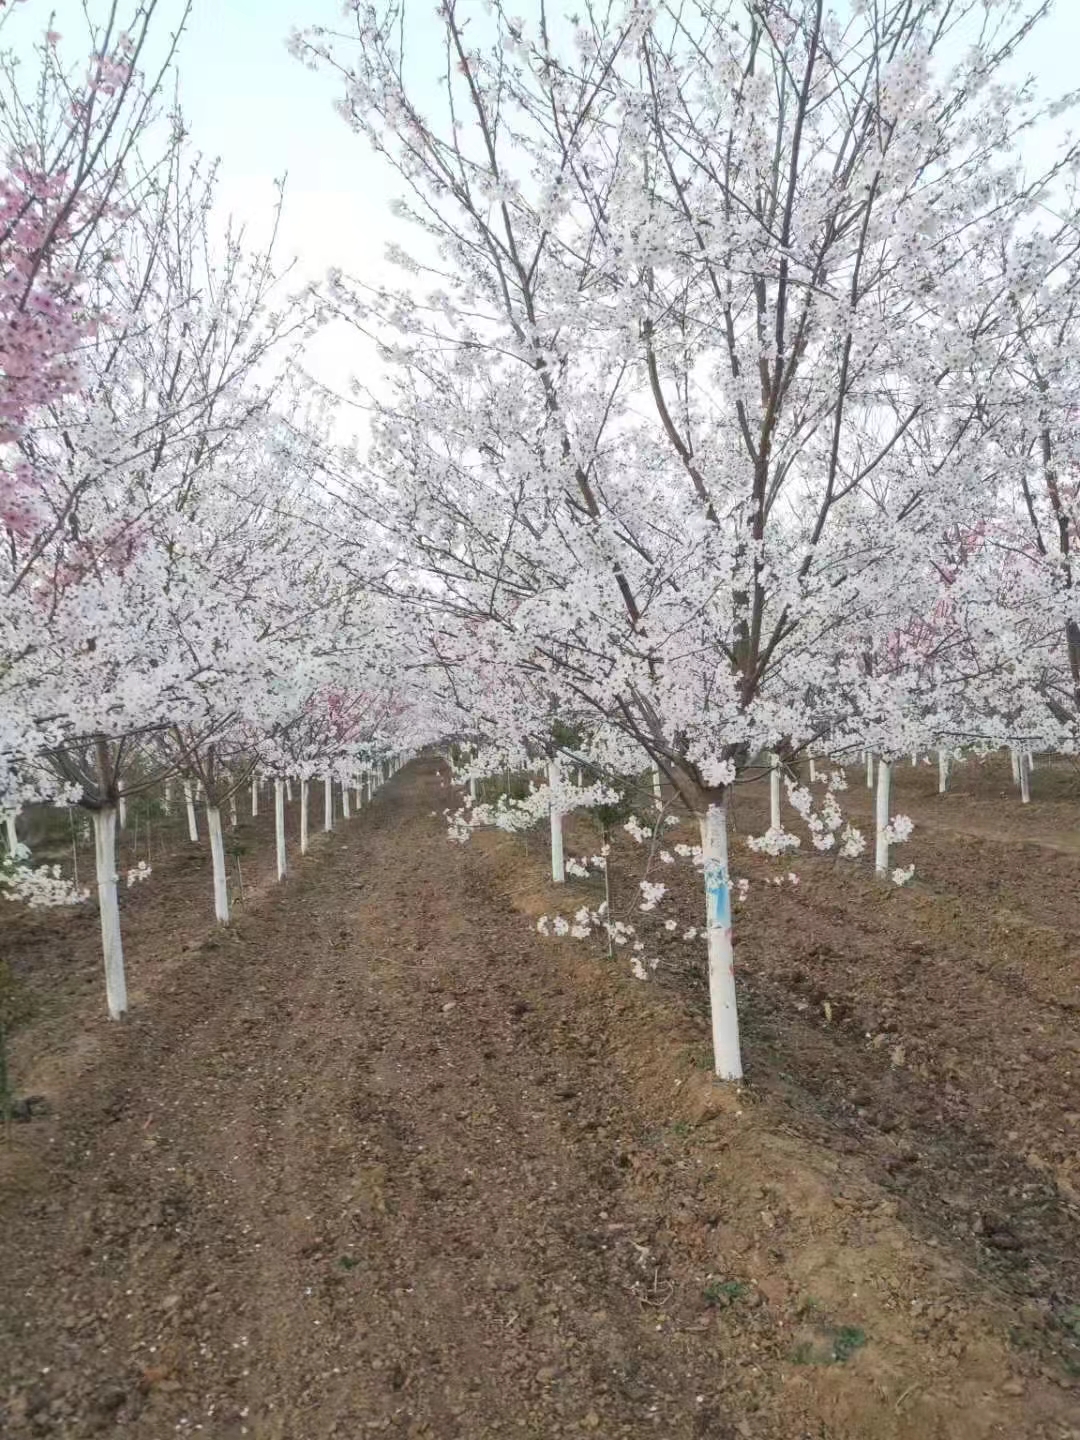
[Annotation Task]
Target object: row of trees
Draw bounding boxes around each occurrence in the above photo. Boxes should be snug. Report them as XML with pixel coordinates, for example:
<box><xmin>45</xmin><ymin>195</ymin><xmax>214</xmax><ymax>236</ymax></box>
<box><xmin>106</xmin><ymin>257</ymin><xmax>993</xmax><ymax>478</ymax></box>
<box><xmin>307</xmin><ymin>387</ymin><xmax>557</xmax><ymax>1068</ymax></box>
<box><xmin>6</xmin><ymin>0</ymin><xmax>1080</xmax><ymax>1085</ymax></box>
<box><xmin>0</xmin><ymin>8</ymin><xmax>427</xmax><ymax>1018</ymax></box>
<box><xmin>292</xmin><ymin>0</ymin><xmax>1080</xmax><ymax>1079</ymax></box>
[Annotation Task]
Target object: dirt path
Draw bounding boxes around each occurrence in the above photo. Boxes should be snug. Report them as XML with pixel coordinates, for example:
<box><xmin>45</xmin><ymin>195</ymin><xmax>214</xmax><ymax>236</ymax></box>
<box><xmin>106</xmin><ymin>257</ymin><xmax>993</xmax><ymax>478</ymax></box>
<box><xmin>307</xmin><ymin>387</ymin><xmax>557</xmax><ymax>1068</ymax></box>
<box><xmin>2</xmin><ymin>763</ymin><xmax>1079</xmax><ymax>1439</ymax></box>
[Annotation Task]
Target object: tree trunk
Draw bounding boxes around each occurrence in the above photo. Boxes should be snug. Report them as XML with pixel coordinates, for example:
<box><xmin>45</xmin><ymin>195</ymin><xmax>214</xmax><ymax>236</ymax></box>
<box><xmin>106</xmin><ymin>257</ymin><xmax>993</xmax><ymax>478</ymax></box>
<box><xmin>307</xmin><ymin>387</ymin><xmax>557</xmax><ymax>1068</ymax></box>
<box><xmin>275</xmin><ymin>779</ymin><xmax>287</xmax><ymax>880</ymax></box>
<box><xmin>251</xmin><ymin>776</ymin><xmax>259</xmax><ymax>818</ymax></box>
<box><xmin>3</xmin><ymin>812</ymin><xmax>17</xmax><ymax>853</ymax></box>
<box><xmin>118</xmin><ymin>790</ymin><xmax>127</xmax><ymax>830</ymax></box>
<box><xmin>285</xmin><ymin>778</ymin><xmax>292</xmax><ymax>803</ymax></box>
<box><xmin>938</xmin><ymin>751</ymin><xmax>949</xmax><ymax>795</ymax></box>
<box><xmin>769</xmin><ymin>753</ymin><xmax>781</xmax><ymax>830</ymax></box>
<box><xmin>1010</xmin><ymin>747</ymin><xmax>1020</xmax><ymax>785</ymax></box>
<box><xmin>866</xmin><ymin>751</ymin><xmax>874</xmax><ymax>788</ymax></box>
<box><xmin>875</xmin><ymin>759</ymin><xmax>892</xmax><ymax>878</ymax></box>
<box><xmin>324</xmin><ymin>776</ymin><xmax>333</xmax><ymax>832</ymax></box>
<box><xmin>300</xmin><ymin>779</ymin><xmax>310</xmax><ymax>854</ymax></box>
<box><xmin>652</xmin><ymin>766</ymin><xmax>663</xmax><ymax>809</ymax></box>
<box><xmin>206</xmin><ymin>805</ymin><xmax>229</xmax><ymax>923</ymax></box>
<box><xmin>602</xmin><ymin>823</ymin><xmax>613</xmax><ymax>960</ymax></box>
<box><xmin>698</xmin><ymin>802</ymin><xmax>743</xmax><ymax>1081</ymax></box>
<box><xmin>808</xmin><ymin>758</ymin><xmax>816</xmax><ymax>784</ymax></box>
<box><xmin>184</xmin><ymin>782</ymin><xmax>199</xmax><ymax>842</ymax></box>
<box><xmin>228</xmin><ymin>792</ymin><xmax>238</xmax><ymax>829</ymax></box>
<box><xmin>469</xmin><ymin>774</ymin><xmax>477</xmax><ymax>800</ymax></box>
<box><xmin>1020</xmin><ymin>748</ymin><xmax>1031</xmax><ymax>804</ymax></box>
<box><xmin>548</xmin><ymin>761</ymin><xmax>565</xmax><ymax>883</ymax></box>
<box><xmin>92</xmin><ymin>806</ymin><xmax>127</xmax><ymax>1020</ymax></box>
<box><xmin>342</xmin><ymin>781</ymin><xmax>351</xmax><ymax>820</ymax></box>
<box><xmin>162</xmin><ymin>780</ymin><xmax>172</xmax><ymax>816</ymax></box>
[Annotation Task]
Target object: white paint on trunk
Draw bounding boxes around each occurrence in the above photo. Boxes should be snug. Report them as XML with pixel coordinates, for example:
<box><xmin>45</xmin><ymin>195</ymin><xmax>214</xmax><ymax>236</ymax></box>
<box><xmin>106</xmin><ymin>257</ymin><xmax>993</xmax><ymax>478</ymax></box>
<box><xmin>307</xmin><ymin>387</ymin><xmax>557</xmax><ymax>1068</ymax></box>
<box><xmin>1020</xmin><ymin>749</ymin><xmax>1031</xmax><ymax>804</ymax></box>
<box><xmin>251</xmin><ymin>777</ymin><xmax>259</xmax><ymax>818</ymax></box>
<box><xmin>285</xmin><ymin>779</ymin><xmax>292</xmax><ymax>803</ymax></box>
<box><xmin>275</xmin><ymin>779</ymin><xmax>287</xmax><ymax>880</ymax></box>
<box><xmin>808</xmin><ymin>758</ymin><xmax>816</xmax><ymax>783</ymax></box>
<box><xmin>1010</xmin><ymin>747</ymin><xmax>1020</xmax><ymax>785</ymax></box>
<box><xmin>228</xmin><ymin>793</ymin><xmax>238</xmax><ymax>829</ymax></box>
<box><xmin>342</xmin><ymin>782</ymin><xmax>351</xmax><ymax>820</ymax></box>
<box><xmin>184</xmin><ymin>782</ymin><xmax>199</xmax><ymax>842</ymax></box>
<box><xmin>92</xmin><ymin>806</ymin><xmax>127</xmax><ymax>1020</ymax></box>
<box><xmin>468</xmin><ymin>775</ymin><xmax>477</xmax><ymax>799</ymax></box>
<box><xmin>938</xmin><ymin>751</ymin><xmax>949</xmax><ymax>794</ymax></box>
<box><xmin>206</xmin><ymin>806</ymin><xmax>229</xmax><ymax>923</ymax></box>
<box><xmin>769</xmin><ymin>753</ymin><xmax>781</xmax><ymax>830</ymax></box>
<box><xmin>3</xmin><ymin>811</ymin><xmax>17</xmax><ymax>852</ymax></box>
<box><xmin>300</xmin><ymin>779</ymin><xmax>310</xmax><ymax>854</ymax></box>
<box><xmin>324</xmin><ymin>776</ymin><xmax>333</xmax><ymax>832</ymax></box>
<box><xmin>866</xmin><ymin>751</ymin><xmax>874</xmax><ymax>788</ymax></box>
<box><xmin>118</xmin><ymin>790</ymin><xmax>127</xmax><ymax>830</ymax></box>
<box><xmin>875</xmin><ymin>759</ymin><xmax>892</xmax><ymax>877</ymax></box>
<box><xmin>698</xmin><ymin>803</ymin><xmax>743</xmax><ymax>1081</ymax></box>
<box><xmin>652</xmin><ymin>766</ymin><xmax>662</xmax><ymax>808</ymax></box>
<box><xmin>548</xmin><ymin>761</ymin><xmax>565</xmax><ymax>883</ymax></box>
<box><xmin>162</xmin><ymin>780</ymin><xmax>172</xmax><ymax>816</ymax></box>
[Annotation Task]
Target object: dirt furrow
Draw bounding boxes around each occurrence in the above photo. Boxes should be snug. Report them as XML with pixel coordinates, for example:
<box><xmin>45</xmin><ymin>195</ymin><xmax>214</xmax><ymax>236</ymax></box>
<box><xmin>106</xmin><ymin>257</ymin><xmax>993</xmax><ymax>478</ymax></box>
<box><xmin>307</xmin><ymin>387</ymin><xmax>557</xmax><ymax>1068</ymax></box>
<box><xmin>3</xmin><ymin>762</ymin><xmax>1079</xmax><ymax>1440</ymax></box>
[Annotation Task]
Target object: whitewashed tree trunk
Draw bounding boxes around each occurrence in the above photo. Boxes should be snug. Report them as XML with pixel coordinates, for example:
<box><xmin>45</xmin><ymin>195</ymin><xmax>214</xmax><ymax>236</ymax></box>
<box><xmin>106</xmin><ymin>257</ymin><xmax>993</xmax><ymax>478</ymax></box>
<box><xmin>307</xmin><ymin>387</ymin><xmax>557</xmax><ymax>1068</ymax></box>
<box><xmin>184</xmin><ymin>782</ymin><xmax>199</xmax><ymax>842</ymax></box>
<box><xmin>866</xmin><ymin>751</ymin><xmax>874</xmax><ymax>788</ymax></box>
<box><xmin>808</xmin><ymin>758</ymin><xmax>817</xmax><ymax>784</ymax></box>
<box><xmin>342</xmin><ymin>782</ymin><xmax>351</xmax><ymax>820</ymax></box>
<box><xmin>1020</xmin><ymin>748</ymin><xmax>1031</xmax><ymax>804</ymax></box>
<box><xmin>875</xmin><ymin>759</ymin><xmax>892</xmax><ymax>877</ymax></box>
<box><xmin>938</xmin><ymin>751</ymin><xmax>949</xmax><ymax>794</ymax></box>
<box><xmin>469</xmin><ymin>775</ymin><xmax>477</xmax><ymax>800</ymax></box>
<box><xmin>698</xmin><ymin>803</ymin><xmax>743</xmax><ymax>1082</ymax></box>
<box><xmin>548</xmin><ymin>761</ymin><xmax>565</xmax><ymax>883</ymax></box>
<box><xmin>354</xmin><ymin>778</ymin><xmax>362</xmax><ymax>809</ymax></box>
<box><xmin>275</xmin><ymin>779</ymin><xmax>287</xmax><ymax>880</ymax></box>
<box><xmin>3</xmin><ymin>811</ymin><xmax>17</xmax><ymax>852</ymax></box>
<box><xmin>251</xmin><ymin>776</ymin><xmax>259</xmax><ymax>818</ymax></box>
<box><xmin>92</xmin><ymin>806</ymin><xmax>127</xmax><ymax>1020</ymax></box>
<box><xmin>769</xmin><ymin>753</ymin><xmax>781</xmax><ymax>830</ymax></box>
<box><xmin>911</xmin><ymin>752</ymin><xmax>918</xmax><ymax>766</ymax></box>
<box><xmin>1010</xmin><ymin>747</ymin><xmax>1020</xmax><ymax>785</ymax></box>
<box><xmin>324</xmin><ymin>776</ymin><xmax>333</xmax><ymax>832</ymax></box>
<box><xmin>162</xmin><ymin>780</ymin><xmax>172</xmax><ymax>816</ymax></box>
<box><xmin>228</xmin><ymin>792</ymin><xmax>238</xmax><ymax>829</ymax></box>
<box><xmin>118</xmin><ymin>789</ymin><xmax>127</xmax><ymax>830</ymax></box>
<box><xmin>652</xmin><ymin>766</ymin><xmax>663</xmax><ymax>809</ymax></box>
<box><xmin>285</xmin><ymin>778</ymin><xmax>292</xmax><ymax>803</ymax></box>
<box><xmin>300</xmin><ymin>779</ymin><xmax>310</xmax><ymax>854</ymax></box>
<box><xmin>206</xmin><ymin>805</ymin><xmax>229</xmax><ymax>923</ymax></box>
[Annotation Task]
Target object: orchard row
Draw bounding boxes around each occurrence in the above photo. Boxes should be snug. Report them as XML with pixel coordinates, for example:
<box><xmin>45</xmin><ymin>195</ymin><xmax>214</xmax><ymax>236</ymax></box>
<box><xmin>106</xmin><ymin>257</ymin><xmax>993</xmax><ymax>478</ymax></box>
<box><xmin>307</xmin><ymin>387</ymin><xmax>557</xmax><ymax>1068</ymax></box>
<box><xmin>5</xmin><ymin>2</ymin><xmax>1080</xmax><ymax>1080</ymax></box>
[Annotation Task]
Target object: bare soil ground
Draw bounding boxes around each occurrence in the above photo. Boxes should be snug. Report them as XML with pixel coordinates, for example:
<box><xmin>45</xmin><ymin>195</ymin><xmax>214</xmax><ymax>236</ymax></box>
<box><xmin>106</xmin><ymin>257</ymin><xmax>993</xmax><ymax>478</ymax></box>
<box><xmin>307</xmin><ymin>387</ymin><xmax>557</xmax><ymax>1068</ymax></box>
<box><xmin>1</xmin><ymin>758</ymin><xmax>1079</xmax><ymax>1439</ymax></box>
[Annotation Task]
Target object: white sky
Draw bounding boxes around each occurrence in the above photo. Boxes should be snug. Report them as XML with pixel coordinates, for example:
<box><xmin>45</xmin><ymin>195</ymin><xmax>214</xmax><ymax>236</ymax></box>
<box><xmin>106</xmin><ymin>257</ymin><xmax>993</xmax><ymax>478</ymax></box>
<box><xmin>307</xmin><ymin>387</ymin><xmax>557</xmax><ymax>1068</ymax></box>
<box><xmin>5</xmin><ymin>0</ymin><xmax>1080</xmax><ymax>443</ymax></box>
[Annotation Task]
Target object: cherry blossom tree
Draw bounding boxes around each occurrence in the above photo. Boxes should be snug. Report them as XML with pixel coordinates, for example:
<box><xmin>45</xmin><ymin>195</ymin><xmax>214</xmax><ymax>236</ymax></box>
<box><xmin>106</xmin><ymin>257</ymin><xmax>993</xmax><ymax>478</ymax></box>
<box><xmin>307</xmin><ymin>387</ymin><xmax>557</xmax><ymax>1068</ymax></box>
<box><xmin>0</xmin><ymin>1</ymin><xmax>193</xmax><ymax>518</ymax></box>
<box><xmin>300</xmin><ymin>0</ymin><xmax>1078</xmax><ymax>1079</ymax></box>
